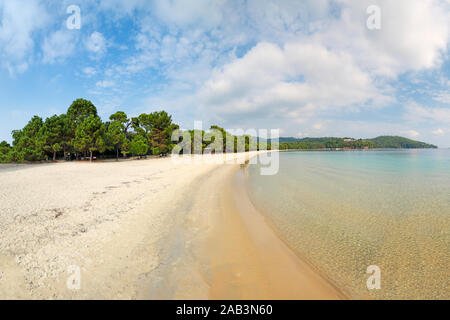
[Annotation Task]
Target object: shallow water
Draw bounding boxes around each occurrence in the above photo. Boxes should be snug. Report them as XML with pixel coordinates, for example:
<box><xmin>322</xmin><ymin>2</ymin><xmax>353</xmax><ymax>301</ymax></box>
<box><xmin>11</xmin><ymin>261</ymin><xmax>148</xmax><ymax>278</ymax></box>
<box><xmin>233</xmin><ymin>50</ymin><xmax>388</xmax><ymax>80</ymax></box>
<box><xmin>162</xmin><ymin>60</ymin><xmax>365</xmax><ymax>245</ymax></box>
<box><xmin>246</xmin><ymin>150</ymin><xmax>450</xmax><ymax>299</ymax></box>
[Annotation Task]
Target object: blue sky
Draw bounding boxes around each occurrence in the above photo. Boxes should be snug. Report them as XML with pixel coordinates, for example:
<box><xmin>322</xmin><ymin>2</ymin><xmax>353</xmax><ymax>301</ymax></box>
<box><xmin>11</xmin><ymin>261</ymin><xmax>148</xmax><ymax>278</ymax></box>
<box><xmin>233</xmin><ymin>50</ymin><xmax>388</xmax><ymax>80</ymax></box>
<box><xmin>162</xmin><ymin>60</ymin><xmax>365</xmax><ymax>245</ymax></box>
<box><xmin>0</xmin><ymin>0</ymin><xmax>449</xmax><ymax>147</ymax></box>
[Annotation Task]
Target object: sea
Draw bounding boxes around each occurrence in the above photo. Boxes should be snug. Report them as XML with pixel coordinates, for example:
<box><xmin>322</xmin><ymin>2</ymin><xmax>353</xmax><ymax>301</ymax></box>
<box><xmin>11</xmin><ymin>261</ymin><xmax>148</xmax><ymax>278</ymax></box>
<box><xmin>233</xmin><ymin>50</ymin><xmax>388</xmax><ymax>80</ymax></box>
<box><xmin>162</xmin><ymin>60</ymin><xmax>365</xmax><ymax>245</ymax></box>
<box><xmin>245</xmin><ymin>149</ymin><xmax>450</xmax><ymax>299</ymax></box>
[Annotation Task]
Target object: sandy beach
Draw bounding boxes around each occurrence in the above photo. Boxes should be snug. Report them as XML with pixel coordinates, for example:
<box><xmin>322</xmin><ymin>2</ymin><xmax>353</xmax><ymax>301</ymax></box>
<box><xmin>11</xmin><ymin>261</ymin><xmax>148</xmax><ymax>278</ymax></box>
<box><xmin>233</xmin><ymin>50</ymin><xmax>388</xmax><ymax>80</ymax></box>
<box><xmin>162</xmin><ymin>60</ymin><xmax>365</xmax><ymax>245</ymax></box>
<box><xmin>0</xmin><ymin>153</ymin><xmax>344</xmax><ymax>300</ymax></box>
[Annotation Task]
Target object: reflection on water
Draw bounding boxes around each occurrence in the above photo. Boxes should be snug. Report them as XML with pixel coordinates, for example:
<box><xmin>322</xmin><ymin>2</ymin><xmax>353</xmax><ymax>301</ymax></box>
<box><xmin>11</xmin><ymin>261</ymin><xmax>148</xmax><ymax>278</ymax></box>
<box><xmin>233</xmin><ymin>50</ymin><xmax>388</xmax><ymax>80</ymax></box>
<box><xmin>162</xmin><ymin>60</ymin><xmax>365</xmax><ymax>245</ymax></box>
<box><xmin>246</xmin><ymin>150</ymin><xmax>450</xmax><ymax>299</ymax></box>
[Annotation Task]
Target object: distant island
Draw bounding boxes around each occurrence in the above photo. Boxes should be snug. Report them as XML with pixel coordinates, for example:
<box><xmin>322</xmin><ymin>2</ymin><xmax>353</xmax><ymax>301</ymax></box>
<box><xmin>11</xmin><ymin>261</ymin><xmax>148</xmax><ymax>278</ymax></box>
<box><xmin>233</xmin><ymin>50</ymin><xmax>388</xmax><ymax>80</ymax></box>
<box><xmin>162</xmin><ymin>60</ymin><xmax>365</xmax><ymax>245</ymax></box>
<box><xmin>276</xmin><ymin>136</ymin><xmax>438</xmax><ymax>150</ymax></box>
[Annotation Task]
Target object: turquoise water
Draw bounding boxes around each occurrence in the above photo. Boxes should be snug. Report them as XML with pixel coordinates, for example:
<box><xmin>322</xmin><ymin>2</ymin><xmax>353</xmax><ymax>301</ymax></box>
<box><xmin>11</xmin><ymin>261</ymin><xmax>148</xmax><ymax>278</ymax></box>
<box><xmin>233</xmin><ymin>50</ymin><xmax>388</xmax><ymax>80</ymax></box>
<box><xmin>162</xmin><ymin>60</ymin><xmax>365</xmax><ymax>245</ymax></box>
<box><xmin>246</xmin><ymin>150</ymin><xmax>450</xmax><ymax>299</ymax></box>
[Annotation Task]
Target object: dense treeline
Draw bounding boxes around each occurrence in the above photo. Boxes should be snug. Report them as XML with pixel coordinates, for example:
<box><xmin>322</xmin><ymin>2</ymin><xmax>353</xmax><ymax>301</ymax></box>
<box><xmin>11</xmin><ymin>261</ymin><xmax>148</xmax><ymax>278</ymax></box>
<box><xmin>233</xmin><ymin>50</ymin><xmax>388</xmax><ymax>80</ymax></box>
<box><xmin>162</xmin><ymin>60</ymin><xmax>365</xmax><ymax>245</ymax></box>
<box><xmin>0</xmin><ymin>99</ymin><xmax>177</xmax><ymax>162</ymax></box>
<box><xmin>0</xmin><ymin>99</ymin><xmax>438</xmax><ymax>163</ymax></box>
<box><xmin>279</xmin><ymin>136</ymin><xmax>437</xmax><ymax>150</ymax></box>
<box><xmin>0</xmin><ymin>98</ymin><xmax>263</xmax><ymax>163</ymax></box>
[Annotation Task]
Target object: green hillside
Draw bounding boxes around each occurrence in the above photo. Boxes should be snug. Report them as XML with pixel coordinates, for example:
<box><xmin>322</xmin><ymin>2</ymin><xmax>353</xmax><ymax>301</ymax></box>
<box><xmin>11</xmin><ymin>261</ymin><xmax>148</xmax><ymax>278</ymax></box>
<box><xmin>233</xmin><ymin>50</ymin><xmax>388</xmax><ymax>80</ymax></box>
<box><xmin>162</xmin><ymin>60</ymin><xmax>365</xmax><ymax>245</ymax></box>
<box><xmin>278</xmin><ymin>136</ymin><xmax>437</xmax><ymax>150</ymax></box>
<box><xmin>369</xmin><ymin>136</ymin><xmax>437</xmax><ymax>149</ymax></box>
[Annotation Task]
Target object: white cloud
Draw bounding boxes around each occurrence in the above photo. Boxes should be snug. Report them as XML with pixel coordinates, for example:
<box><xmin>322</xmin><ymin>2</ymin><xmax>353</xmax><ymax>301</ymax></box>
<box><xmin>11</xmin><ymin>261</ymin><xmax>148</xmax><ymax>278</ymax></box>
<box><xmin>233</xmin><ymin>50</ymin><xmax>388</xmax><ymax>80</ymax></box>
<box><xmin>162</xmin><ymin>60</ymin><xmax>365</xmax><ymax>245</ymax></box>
<box><xmin>99</xmin><ymin>0</ymin><xmax>147</xmax><ymax>17</ymax></box>
<box><xmin>246</xmin><ymin>0</ymin><xmax>331</xmax><ymax>39</ymax></box>
<box><xmin>42</xmin><ymin>30</ymin><xmax>76</xmax><ymax>64</ymax></box>
<box><xmin>152</xmin><ymin>0</ymin><xmax>226</xmax><ymax>28</ymax></box>
<box><xmin>406</xmin><ymin>130</ymin><xmax>420</xmax><ymax>138</ymax></box>
<box><xmin>113</xmin><ymin>0</ymin><xmax>338</xmax><ymax>81</ymax></box>
<box><xmin>405</xmin><ymin>103</ymin><xmax>450</xmax><ymax>123</ymax></box>
<box><xmin>0</xmin><ymin>0</ymin><xmax>49</xmax><ymax>75</ymax></box>
<box><xmin>1</xmin><ymin>0</ymin><xmax>449</xmax><ymax>147</ymax></box>
<box><xmin>82</xmin><ymin>67</ymin><xmax>97</xmax><ymax>77</ymax></box>
<box><xmin>121</xmin><ymin>0</ymin><xmax>448</xmax><ymax>134</ymax></box>
<box><xmin>198</xmin><ymin>41</ymin><xmax>390</xmax><ymax>125</ymax></box>
<box><xmin>432</xmin><ymin>128</ymin><xmax>445</xmax><ymax>135</ymax></box>
<box><xmin>312</xmin><ymin>122</ymin><xmax>325</xmax><ymax>131</ymax></box>
<box><xmin>318</xmin><ymin>0</ymin><xmax>450</xmax><ymax>76</ymax></box>
<box><xmin>85</xmin><ymin>32</ymin><xmax>107</xmax><ymax>57</ymax></box>
<box><xmin>433</xmin><ymin>92</ymin><xmax>450</xmax><ymax>104</ymax></box>
<box><xmin>96</xmin><ymin>80</ymin><xmax>115</xmax><ymax>88</ymax></box>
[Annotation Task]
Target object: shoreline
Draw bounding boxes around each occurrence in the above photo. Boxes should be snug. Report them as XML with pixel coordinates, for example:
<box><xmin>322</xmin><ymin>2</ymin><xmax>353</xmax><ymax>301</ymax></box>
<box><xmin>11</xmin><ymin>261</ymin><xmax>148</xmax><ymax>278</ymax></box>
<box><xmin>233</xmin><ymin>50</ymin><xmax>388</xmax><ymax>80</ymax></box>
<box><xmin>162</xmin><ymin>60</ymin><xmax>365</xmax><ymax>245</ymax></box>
<box><xmin>203</xmin><ymin>164</ymin><xmax>345</xmax><ymax>299</ymax></box>
<box><xmin>0</xmin><ymin>153</ymin><xmax>344</xmax><ymax>299</ymax></box>
<box><xmin>236</xmin><ymin>166</ymin><xmax>350</xmax><ymax>299</ymax></box>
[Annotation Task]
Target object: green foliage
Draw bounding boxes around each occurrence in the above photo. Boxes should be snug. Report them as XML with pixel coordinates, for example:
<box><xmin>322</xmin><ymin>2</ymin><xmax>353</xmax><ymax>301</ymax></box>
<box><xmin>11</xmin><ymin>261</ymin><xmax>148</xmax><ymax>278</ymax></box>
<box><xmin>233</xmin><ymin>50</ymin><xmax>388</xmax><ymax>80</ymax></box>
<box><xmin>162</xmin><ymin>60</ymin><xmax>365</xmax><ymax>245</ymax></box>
<box><xmin>130</xmin><ymin>135</ymin><xmax>149</xmax><ymax>156</ymax></box>
<box><xmin>209</xmin><ymin>125</ymin><xmax>237</xmax><ymax>152</ymax></box>
<box><xmin>11</xmin><ymin>116</ymin><xmax>46</xmax><ymax>161</ymax></box>
<box><xmin>67</xmin><ymin>98</ymin><xmax>98</xmax><ymax>127</ymax></box>
<box><xmin>63</xmin><ymin>98</ymin><xmax>99</xmax><ymax>159</ymax></box>
<box><xmin>168</xmin><ymin>143</ymin><xmax>177</xmax><ymax>152</ymax></box>
<box><xmin>54</xmin><ymin>113</ymin><xmax>72</xmax><ymax>156</ymax></box>
<box><xmin>5</xmin><ymin>100</ymin><xmax>182</xmax><ymax>162</ymax></box>
<box><xmin>205</xmin><ymin>126</ymin><xmax>260</xmax><ymax>153</ymax></box>
<box><xmin>179</xmin><ymin>126</ymin><xmax>259</xmax><ymax>154</ymax></box>
<box><xmin>109</xmin><ymin>111</ymin><xmax>131</xmax><ymax>139</ymax></box>
<box><xmin>131</xmin><ymin>111</ymin><xmax>179</xmax><ymax>155</ymax></box>
<box><xmin>3</xmin><ymin>97</ymin><xmax>438</xmax><ymax>163</ymax></box>
<box><xmin>0</xmin><ymin>141</ymin><xmax>12</xmax><ymax>163</ymax></box>
<box><xmin>189</xmin><ymin>130</ymin><xmax>206</xmax><ymax>154</ymax></box>
<box><xmin>106</xmin><ymin>120</ymin><xmax>126</xmax><ymax>160</ymax></box>
<box><xmin>73</xmin><ymin>115</ymin><xmax>106</xmax><ymax>160</ymax></box>
<box><xmin>41</xmin><ymin>115</ymin><xmax>65</xmax><ymax>160</ymax></box>
<box><xmin>239</xmin><ymin>134</ymin><xmax>257</xmax><ymax>152</ymax></box>
<box><xmin>109</xmin><ymin>111</ymin><xmax>128</xmax><ymax>124</ymax></box>
<box><xmin>121</xmin><ymin>138</ymin><xmax>131</xmax><ymax>157</ymax></box>
<box><xmin>279</xmin><ymin>136</ymin><xmax>436</xmax><ymax>150</ymax></box>
<box><xmin>52</xmin><ymin>143</ymin><xmax>62</xmax><ymax>153</ymax></box>
<box><xmin>370</xmin><ymin>136</ymin><xmax>437</xmax><ymax>149</ymax></box>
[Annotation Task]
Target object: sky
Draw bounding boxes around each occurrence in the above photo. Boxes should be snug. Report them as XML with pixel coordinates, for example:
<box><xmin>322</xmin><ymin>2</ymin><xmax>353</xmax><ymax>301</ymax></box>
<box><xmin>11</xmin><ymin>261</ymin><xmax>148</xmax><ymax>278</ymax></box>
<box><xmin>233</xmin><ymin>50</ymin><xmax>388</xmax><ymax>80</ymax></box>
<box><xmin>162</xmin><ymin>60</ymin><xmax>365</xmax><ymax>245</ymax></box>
<box><xmin>0</xmin><ymin>0</ymin><xmax>449</xmax><ymax>147</ymax></box>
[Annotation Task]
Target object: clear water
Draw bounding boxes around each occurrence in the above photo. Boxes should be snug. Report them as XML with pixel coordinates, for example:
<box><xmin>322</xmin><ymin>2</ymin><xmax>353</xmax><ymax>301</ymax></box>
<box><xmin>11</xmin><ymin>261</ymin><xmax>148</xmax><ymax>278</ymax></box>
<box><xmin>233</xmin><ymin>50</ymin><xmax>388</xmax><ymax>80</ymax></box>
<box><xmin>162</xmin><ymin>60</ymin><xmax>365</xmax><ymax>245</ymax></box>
<box><xmin>246</xmin><ymin>150</ymin><xmax>450</xmax><ymax>299</ymax></box>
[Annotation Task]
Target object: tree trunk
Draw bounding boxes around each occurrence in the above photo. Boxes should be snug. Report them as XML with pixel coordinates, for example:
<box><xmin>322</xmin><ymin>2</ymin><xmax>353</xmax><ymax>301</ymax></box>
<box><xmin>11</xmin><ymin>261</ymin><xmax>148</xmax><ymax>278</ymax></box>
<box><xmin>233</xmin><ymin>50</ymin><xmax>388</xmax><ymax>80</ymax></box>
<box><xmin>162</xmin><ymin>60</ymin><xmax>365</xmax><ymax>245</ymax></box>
<box><xmin>90</xmin><ymin>151</ymin><xmax>93</xmax><ymax>163</ymax></box>
<box><xmin>116</xmin><ymin>147</ymin><xmax>119</xmax><ymax>161</ymax></box>
<box><xmin>53</xmin><ymin>151</ymin><xmax>56</xmax><ymax>161</ymax></box>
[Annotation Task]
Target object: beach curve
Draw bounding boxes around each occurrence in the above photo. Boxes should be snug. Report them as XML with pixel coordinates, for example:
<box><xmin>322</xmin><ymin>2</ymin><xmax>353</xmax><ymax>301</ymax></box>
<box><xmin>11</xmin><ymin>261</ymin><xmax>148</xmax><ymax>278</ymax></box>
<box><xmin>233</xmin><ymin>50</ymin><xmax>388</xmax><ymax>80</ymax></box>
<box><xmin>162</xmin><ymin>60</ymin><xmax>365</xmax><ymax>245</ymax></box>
<box><xmin>0</xmin><ymin>153</ymin><xmax>344</xmax><ymax>299</ymax></box>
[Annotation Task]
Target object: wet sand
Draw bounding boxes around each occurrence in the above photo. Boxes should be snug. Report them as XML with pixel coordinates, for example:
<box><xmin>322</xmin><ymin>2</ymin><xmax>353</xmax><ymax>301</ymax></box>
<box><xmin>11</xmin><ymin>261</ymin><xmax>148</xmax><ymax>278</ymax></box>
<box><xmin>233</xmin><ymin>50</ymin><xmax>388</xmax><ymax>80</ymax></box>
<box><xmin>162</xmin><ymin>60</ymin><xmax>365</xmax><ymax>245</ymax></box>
<box><xmin>204</xmin><ymin>166</ymin><xmax>345</xmax><ymax>299</ymax></box>
<box><xmin>139</xmin><ymin>157</ymin><xmax>345</xmax><ymax>299</ymax></box>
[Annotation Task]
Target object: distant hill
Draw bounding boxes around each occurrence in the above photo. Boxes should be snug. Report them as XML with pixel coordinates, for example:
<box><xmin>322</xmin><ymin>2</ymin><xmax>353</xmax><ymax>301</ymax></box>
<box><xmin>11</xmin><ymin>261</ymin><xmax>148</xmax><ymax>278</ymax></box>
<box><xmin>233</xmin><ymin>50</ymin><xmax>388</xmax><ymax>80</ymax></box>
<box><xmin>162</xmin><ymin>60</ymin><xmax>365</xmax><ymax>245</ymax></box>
<box><xmin>273</xmin><ymin>136</ymin><xmax>437</xmax><ymax>150</ymax></box>
<box><xmin>369</xmin><ymin>136</ymin><xmax>437</xmax><ymax>149</ymax></box>
<box><xmin>278</xmin><ymin>137</ymin><xmax>302</xmax><ymax>143</ymax></box>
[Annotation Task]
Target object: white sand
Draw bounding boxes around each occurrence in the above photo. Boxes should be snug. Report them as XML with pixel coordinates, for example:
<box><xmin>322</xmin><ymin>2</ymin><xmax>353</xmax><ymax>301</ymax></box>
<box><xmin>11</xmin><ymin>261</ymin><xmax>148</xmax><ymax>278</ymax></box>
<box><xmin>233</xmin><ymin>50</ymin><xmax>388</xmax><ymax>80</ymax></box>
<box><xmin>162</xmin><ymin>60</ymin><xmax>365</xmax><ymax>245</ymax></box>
<box><xmin>0</xmin><ymin>153</ymin><xmax>343</xmax><ymax>299</ymax></box>
<box><xmin>0</xmin><ymin>154</ymin><xmax>254</xmax><ymax>299</ymax></box>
